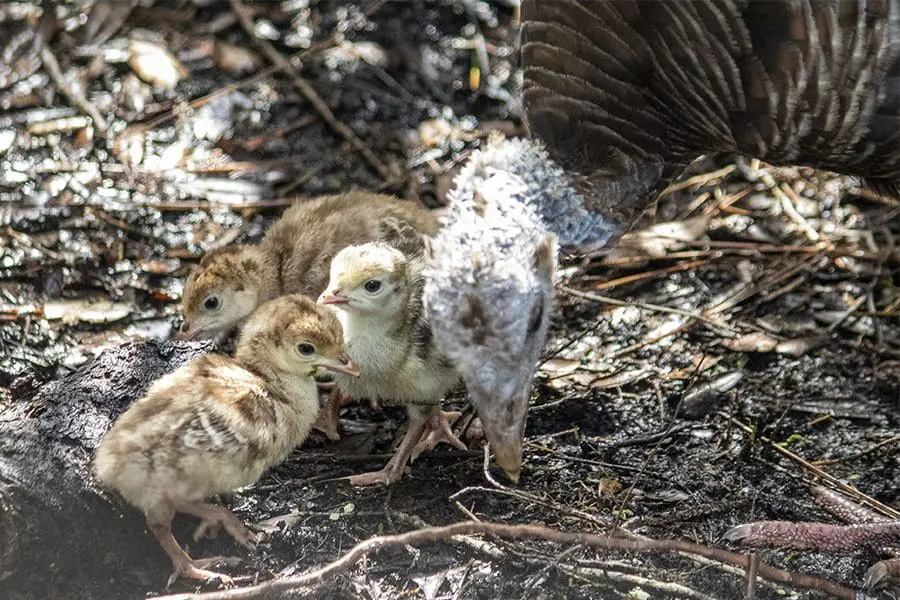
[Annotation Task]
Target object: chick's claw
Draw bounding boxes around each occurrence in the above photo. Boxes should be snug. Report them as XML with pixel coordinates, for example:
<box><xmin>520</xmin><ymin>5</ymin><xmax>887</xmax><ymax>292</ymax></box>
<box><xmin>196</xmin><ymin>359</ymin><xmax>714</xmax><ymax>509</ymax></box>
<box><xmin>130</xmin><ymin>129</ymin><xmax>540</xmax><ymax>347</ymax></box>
<box><xmin>864</xmin><ymin>558</ymin><xmax>900</xmax><ymax>589</ymax></box>
<box><xmin>311</xmin><ymin>405</ymin><xmax>341</xmax><ymax>441</ymax></box>
<box><xmin>171</xmin><ymin>500</ymin><xmax>257</xmax><ymax>550</ymax></box>
<box><xmin>345</xmin><ymin>438</ymin><xmax>413</xmax><ymax>486</ymax></box>
<box><xmin>346</xmin><ymin>464</ymin><xmax>409</xmax><ymax>486</ymax></box>
<box><xmin>312</xmin><ymin>389</ymin><xmax>351</xmax><ymax>441</ymax></box>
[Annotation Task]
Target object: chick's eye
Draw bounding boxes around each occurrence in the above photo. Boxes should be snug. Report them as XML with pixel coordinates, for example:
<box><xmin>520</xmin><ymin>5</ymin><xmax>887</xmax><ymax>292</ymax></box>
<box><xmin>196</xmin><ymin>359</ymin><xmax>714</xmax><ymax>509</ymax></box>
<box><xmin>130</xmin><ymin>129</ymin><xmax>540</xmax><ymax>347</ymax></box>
<box><xmin>204</xmin><ymin>295</ymin><xmax>220</xmax><ymax>311</ymax></box>
<box><xmin>364</xmin><ymin>280</ymin><xmax>381</xmax><ymax>293</ymax></box>
<box><xmin>297</xmin><ymin>343</ymin><xmax>315</xmax><ymax>356</ymax></box>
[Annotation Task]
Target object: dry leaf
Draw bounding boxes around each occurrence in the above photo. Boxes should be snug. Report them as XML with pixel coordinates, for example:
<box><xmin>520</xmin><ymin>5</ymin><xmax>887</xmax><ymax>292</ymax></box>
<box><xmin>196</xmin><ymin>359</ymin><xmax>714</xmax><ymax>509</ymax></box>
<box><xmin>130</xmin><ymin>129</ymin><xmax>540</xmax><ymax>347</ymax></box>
<box><xmin>775</xmin><ymin>335</ymin><xmax>829</xmax><ymax>357</ymax></box>
<box><xmin>214</xmin><ymin>40</ymin><xmax>262</xmax><ymax>76</ymax></box>
<box><xmin>619</xmin><ymin>214</ymin><xmax>712</xmax><ymax>257</ymax></box>
<box><xmin>592</xmin><ymin>368</ymin><xmax>651</xmax><ymax>389</ymax></box>
<box><xmin>539</xmin><ymin>357</ymin><xmax>580</xmax><ymax>375</ymax></box>
<box><xmin>253</xmin><ymin>510</ymin><xmax>303</xmax><ymax>535</ymax></box>
<box><xmin>666</xmin><ymin>354</ymin><xmax>722</xmax><ymax>379</ymax></box>
<box><xmin>0</xmin><ymin>129</ymin><xmax>16</xmax><ymax>154</ymax></box>
<box><xmin>597</xmin><ymin>477</ymin><xmax>622</xmax><ymax>497</ymax></box>
<box><xmin>723</xmin><ymin>332</ymin><xmax>778</xmax><ymax>353</ymax></box>
<box><xmin>156</xmin><ymin>141</ymin><xmax>188</xmax><ymax>171</ymax></box>
<box><xmin>680</xmin><ymin>371</ymin><xmax>744</xmax><ymax>419</ymax></box>
<box><xmin>112</xmin><ymin>127</ymin><xmax>145</xmax><ymax>167</ymax></box>
<box><xmin>418</xmin><ymin>118</ymin><xmax>454</xmax><ymax>148</ymax></box>
<box><xmin>641</xmin><ymin>214</ymin><xmax>713</xmax><ymax>241</ymax></box>
<box><xmin>129</xmin><ymin>39</ymin><xmax>188</xmax><ymax>90</ymax></box>
<box><xmin>322</xmin><ymin>41</ymin><xmax>389</xmax><ymax>70</ymax></box>
<box><xmin>546</xmin><ymin>371</ymin><xmax>599</xmax><ymax>389</ymax></box>
<box><xmin>139</xmin><ymin>258</ymin><xmax>180</xmax><ymax>275</ymax></box>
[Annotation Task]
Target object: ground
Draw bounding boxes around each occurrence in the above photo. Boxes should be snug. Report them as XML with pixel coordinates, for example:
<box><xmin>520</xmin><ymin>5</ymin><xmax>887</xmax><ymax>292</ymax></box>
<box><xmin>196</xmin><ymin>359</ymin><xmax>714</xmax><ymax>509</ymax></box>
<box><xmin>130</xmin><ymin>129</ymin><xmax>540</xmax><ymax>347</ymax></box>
<box><xmin>0</xmin><ymin>2</ymin><xmax>897</xmax><ymax>599</ymax></box>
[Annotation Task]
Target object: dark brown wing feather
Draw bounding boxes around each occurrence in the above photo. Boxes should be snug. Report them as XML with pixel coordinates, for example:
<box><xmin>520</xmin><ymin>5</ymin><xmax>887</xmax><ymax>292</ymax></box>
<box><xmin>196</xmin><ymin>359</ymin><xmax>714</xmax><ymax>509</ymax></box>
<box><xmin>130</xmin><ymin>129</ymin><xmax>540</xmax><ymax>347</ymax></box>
<box><xmin>521</xmin><ymin>0</ymin><xmax>900</xmax><ymax>201</ymax></box>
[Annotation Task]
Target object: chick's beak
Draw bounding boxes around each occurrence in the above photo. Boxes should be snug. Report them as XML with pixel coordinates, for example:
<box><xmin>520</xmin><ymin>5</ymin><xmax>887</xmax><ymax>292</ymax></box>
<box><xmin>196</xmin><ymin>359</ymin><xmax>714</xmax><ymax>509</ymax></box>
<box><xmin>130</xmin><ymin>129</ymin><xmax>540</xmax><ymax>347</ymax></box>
<box><xmin>319</xmin><ymin>288</ymin><xmax>349</xmax><ymax>305</ymax></box>
<box><xmin>469</xmin><ymin>385</ymin><xmax>530</xmax><ymax>483</ymax></box>
<box><xmin>174</xmin><ymin>320</ymin><xmax>196</xmax><ymax>341</ymax></box>
<box><xmin>174</xmin><ymin>319</ymin><xmax>231</xmax><ymax>343</ymax></box>
<box><xmin>487</xmin><ymin>429</ymin><xmax>523</xmax><ymax>483</ymax></box>
<box><xmin>322</xmin><ymin>352</ymin><xmax>359</xmax><ymax>376</ymax></box>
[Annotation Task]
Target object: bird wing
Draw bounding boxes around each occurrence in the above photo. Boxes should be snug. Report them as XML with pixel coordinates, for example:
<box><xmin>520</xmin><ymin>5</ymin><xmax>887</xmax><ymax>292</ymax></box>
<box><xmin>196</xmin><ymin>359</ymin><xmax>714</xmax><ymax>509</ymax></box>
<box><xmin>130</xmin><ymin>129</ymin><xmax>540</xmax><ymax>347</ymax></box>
<box><xmin>176</xmin><ymin>355</ymin><xmax>278</xmax><ymax>460</ymax></box>
<box><xmin>521</xmin><ymin>0</ymin><xmax>900</xmax><ymax>185</ymax></box>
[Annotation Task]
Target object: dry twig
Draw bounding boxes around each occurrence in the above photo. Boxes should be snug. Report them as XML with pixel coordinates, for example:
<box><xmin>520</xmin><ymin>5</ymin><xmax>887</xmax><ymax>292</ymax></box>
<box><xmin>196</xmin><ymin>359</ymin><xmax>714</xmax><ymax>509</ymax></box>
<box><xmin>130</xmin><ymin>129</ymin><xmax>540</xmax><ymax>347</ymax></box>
<box><xmin>559</xmin><ymin>285</ymin><xmax>733</xmax><ymax>330</ymax></box>
<box><xmin>150</xmin><ymin>519</ymin><xmax>856</xmax><ymax>600</ymax></box>
<box><xmin>40</xmin><ymin>45</ymin><xmax>109</xmax><ymax>132</ymax></box>
<box><xmin>723</xmin><ymin>414</ymin><xmax>900</xmax><ymax>521</ymax></box>
<box><xmin>229</xmin><ymin>0</ymin><xmax>393</xmax><ymax>182</ymax></box>
<box><xmin>135</xmin><ymin>0</ymin><xmax>388</xmax><ymax>133</ymax></box>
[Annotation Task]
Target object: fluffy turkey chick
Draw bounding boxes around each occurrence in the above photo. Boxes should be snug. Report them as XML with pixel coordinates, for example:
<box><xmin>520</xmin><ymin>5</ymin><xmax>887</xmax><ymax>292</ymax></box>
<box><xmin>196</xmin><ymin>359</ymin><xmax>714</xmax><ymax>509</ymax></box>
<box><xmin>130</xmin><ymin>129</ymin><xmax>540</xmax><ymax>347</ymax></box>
<box><xmin>94</xmin><ymin>295</ymin><xmax>359</xmax><ymax>585</ymax></box>
<box><xmin>178</xmin><ymin>191</ymin><xmax>438</xmax><ymax>341</ymax></box>
<box><xmin>424</xmin><ymin>136</ymin><xmax>559</xmax><ymax>482</ymax></box>
<box><xmin>318</xmin><ymin>240</ymin><xmax>465</xmax><ymax>486</ymax></box>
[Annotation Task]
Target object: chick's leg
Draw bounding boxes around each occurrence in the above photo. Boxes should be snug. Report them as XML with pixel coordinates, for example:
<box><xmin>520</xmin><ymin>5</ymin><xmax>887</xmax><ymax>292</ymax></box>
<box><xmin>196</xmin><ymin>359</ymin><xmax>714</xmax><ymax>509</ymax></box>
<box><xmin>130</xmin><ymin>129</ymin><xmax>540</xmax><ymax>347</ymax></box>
<box><xmin>147</xmin><ymin>511</ymin><xmax>234</xmax><ymax>587</ymax></box>
<box><xmin>312</xmin><ymin>388</ymin><xmax>350</xmax><ymax>441</ymax></box>
<box><xmin>410</xmin><ymin>407</ymin><xmax>467</xmax><ymax>463</ymax></box>
<box><xmin>168</xmin><ymin>498</ymin><xmax>257</xmax><ymax>550</ymax></box>
<box><xmin>346</xmin><ymin>405</ymin><xmax>429</xmax><ymax>486</ymax></box>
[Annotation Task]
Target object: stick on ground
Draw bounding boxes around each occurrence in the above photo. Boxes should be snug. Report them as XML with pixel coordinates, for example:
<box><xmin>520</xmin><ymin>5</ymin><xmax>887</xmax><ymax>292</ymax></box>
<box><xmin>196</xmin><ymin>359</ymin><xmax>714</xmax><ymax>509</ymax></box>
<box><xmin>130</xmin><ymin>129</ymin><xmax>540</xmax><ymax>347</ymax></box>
<box><xmin>151</xmin><ymin>520</ymin><xmax>858</xmax><ymax>600</ymax></box>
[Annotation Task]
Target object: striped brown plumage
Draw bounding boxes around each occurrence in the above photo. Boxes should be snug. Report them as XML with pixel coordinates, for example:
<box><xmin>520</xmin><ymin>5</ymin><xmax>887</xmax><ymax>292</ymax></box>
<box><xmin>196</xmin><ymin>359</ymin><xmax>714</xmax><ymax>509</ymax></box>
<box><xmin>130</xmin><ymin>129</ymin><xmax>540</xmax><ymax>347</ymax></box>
<box><xmin>521</xmin><ymin>0</ymin><xmax>900</xmax><ymax>235</ymax></box>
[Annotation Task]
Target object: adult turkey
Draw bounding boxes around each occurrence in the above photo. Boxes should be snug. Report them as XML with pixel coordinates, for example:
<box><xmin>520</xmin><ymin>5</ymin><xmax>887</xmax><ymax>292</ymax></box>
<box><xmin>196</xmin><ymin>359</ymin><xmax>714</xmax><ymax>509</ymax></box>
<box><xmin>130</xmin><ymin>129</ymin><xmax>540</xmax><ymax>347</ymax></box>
<box><xmin>425</xmin><ymin>0</ymin><xmax>900</xmax><ymax>478</ymax></box>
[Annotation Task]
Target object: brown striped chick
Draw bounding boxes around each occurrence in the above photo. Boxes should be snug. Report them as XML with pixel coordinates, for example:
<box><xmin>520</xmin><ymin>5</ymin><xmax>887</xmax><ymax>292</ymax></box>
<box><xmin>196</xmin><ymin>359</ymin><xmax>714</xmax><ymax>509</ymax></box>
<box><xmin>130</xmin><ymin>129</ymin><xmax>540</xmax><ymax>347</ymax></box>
<box><xmin>93</xmin><ymin>295</ymin><xmax>359</xmax><ymax>585</ymax></box>
<box><xmin>178</xmin><ymin>193</ymin><xmax>436</xmax><ymax>441</ymax></box>
<box><xmin>318</xmin><ymin>236</ymin><xmax>466</xmax><ymax>486</ymax></box>
<box><xmin>178</xmin><ymin>192</ymin><xmax>438</xmax><ymax>342</ymax></box>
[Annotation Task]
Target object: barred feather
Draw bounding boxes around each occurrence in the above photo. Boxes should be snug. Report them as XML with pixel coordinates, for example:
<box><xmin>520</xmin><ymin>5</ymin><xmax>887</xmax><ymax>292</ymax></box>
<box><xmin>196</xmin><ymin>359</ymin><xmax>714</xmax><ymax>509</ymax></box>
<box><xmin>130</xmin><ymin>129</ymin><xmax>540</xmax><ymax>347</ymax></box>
<box><xmin>521</xmin><ymin>0</ymin><xmax>900</xmax><ymax>228</ymax></box>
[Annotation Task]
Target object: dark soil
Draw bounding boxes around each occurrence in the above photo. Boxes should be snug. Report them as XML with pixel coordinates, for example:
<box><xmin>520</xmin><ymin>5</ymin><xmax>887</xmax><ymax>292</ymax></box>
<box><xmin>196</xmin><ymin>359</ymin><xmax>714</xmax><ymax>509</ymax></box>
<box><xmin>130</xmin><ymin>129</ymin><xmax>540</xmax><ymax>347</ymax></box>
<box><xmin>0</xmin><ymin>2</ymin><xmax>897</xmax><ymax>600</ymax></box>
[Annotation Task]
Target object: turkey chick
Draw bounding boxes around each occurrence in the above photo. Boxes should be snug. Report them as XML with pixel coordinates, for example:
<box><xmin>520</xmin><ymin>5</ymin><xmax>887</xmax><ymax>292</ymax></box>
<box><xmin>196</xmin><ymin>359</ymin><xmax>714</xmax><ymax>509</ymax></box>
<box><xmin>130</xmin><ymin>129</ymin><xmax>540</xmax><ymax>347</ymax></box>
<box><xmin>94</xmin><ymin>295</ymin><xmax>359</xmax><ymax>585</ymax></box>
<box><xmin>318</xmin><ymin>237</ymin><xmax>465</xmax><ymax>486</ymax></box>
<box><xmin>178</xmin><ymin>191</ymin><xmax>438</xmax><ymax>341</ymax></box>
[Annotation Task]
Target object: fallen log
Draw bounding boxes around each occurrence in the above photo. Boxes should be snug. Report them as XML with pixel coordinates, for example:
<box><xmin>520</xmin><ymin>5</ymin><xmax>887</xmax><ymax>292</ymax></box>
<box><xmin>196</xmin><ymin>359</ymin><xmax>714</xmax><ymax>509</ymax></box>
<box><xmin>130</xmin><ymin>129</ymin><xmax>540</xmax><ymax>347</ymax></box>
<box><xmin>0</xmin><ymin>340</ymin><xmax>215</xmax><ymax>600</ymax></box>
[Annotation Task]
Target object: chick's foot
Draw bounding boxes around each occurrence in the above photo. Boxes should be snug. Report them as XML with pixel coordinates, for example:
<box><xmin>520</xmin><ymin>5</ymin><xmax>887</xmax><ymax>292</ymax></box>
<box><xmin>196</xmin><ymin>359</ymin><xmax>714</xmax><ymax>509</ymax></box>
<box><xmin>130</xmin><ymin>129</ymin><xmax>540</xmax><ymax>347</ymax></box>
<box><xmin>149</xmin><ymin>520</ymin><xmax>236</xmax><ymax>588</ymax></box>
<box><xmin>346</xmin><ymin>411</ymin><xmax>427</xmax><ymax>486</ymax></box>
<box><xmin>865</xmin><ymin>558</ymin><xmax>900</xmax><ymax>588</ymax></box>
<box><xmin>346</xmin><ymin>461</ymin><xmax>410</xmax><ymax>486</ymax></box>
<box><xmin>193</xmin><ymin>519</ymin><xmax>221</xmax><ymax>541</ymax></box>
<box><xmin>725</xmin><ymin>487</ymin><xmax>900</xmax><ymax>590</ymax></box>
<box><xmin>170</xmin><ymin>499</ymin><xmax>258</xmax><ymax>550</ymax></box>
<box><xmin>312</xmin><ymin>389</ymin><xmax>356</xmax><ymax>441</ymax></box>
<box><xmin>410</xmin><ymin>410</ymin><xmax>467</xmax><ymax>463</ymax></box>
<box><xmin>724</xmin><ymin>520</ymin><xmax>900</xmax><ymax>552</ymax></box>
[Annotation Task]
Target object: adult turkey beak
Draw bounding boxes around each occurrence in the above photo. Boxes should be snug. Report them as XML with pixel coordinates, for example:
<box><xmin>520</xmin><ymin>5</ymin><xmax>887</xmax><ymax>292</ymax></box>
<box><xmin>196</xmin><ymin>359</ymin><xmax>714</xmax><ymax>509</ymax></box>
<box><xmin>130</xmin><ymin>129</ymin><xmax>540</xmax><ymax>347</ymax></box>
<box><xmin>468</xmin><ymin>384</ymin><xmax>529</xmax><ymax>483</ymax></box>
<box><xmin>319</xmin><ymin>289</ymin><xmax>349</xmax><ymax>305</ymax></box>
<box><xmin>322</xmin><ymin>353</ymin><xmax>359</xmax><ymax>376</ymax></box>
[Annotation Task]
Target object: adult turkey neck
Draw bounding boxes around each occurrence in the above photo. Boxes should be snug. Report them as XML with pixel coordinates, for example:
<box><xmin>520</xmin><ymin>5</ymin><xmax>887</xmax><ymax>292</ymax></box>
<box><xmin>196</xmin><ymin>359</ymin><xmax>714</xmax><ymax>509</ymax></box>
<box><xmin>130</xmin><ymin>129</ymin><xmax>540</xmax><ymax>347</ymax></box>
<box><xmin>519</xmin><ymin>0</ymin><xmax>678</xmax><ymax>250</ymax></box>
<box><xmin>465</xmin><ymin>136</ymin><xmax>659</xmax><ymax>254</ymax></box>
<box><xmin>532</xmin><ymin>140</ymin><xmax>670</xmax><ymax>253</ymax></box>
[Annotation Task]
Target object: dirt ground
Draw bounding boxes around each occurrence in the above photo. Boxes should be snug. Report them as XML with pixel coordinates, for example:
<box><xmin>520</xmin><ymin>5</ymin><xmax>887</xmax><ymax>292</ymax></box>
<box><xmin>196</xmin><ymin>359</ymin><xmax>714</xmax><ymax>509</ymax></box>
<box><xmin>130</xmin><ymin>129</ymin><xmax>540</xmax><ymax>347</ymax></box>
<box><xmin>0</xmin><ymin>2</ymin><xmax>898</xmax><ymax>599</ymax></box>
